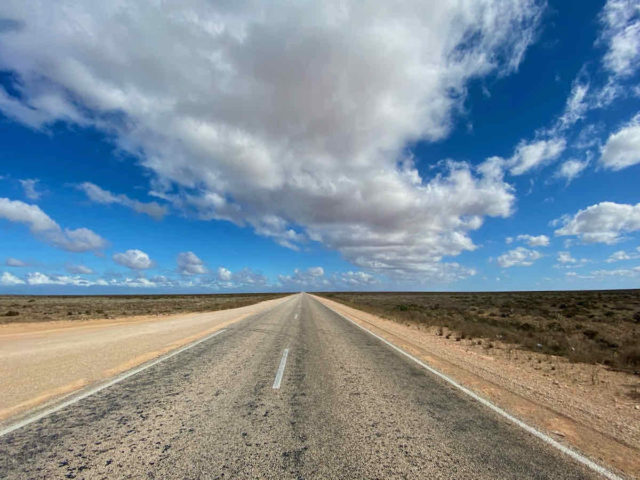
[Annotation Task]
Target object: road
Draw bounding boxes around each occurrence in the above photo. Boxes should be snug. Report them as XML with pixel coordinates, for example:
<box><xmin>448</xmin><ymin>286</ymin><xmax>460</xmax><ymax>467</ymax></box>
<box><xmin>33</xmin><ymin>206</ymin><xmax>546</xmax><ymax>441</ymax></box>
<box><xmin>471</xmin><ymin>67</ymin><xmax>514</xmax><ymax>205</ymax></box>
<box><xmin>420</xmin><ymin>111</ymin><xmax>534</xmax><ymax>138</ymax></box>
<box><xmin>0</xmin><ymin>293</ymin><xmax>606</xmax><ymax>479</ymax></box>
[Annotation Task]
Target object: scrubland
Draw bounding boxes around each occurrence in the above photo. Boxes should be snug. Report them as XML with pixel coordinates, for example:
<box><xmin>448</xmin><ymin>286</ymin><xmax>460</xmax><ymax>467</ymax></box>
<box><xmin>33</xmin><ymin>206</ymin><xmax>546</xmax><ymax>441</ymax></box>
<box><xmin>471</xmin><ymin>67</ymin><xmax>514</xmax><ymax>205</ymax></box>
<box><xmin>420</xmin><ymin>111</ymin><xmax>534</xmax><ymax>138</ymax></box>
<box><xmin>319</xmin><ymin>290</ymin><xmax>640</xmax><ymax>370</ymax></box>
<box><xmin>0</xmin><ymin>293</ymin><xmax>287</xmax><ymax>324</ymax></box>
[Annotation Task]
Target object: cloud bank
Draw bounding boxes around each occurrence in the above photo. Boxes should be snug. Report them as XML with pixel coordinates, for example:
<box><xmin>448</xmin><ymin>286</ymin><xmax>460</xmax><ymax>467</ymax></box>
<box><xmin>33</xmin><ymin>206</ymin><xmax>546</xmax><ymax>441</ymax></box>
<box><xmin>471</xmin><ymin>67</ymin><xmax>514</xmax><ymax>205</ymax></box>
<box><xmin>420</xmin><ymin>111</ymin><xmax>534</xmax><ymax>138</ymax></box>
<box><xmin>0</xmin><ymin>0</ymin><xmax>544</xmax><ymax>278</ymax></box>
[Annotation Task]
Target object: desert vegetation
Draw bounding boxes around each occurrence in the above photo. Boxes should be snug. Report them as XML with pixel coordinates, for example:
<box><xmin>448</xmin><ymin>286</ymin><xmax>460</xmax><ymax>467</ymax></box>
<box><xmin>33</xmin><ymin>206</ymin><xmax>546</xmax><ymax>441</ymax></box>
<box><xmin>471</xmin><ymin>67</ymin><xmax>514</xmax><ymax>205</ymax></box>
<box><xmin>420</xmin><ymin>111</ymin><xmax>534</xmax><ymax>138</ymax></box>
<box><xmin>319</xmin><ymin>290</ymin><xmax>640</xmax><ymax>370</ymax></box>
<box><xmin>0</xmin><ymin>293</ymin><xmax>288</xmax><ymax>324</ymax></box>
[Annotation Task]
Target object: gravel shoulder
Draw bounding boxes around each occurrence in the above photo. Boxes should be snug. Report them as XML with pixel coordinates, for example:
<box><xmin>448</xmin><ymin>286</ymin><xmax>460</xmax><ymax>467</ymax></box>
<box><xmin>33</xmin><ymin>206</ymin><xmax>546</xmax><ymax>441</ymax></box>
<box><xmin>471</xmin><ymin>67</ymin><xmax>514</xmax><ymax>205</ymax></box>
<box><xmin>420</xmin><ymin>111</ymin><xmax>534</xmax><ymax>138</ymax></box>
<box><xmin>313</xmin><ymin>294</ymin><xmax>640</xmax><ymax>479</ymax></box>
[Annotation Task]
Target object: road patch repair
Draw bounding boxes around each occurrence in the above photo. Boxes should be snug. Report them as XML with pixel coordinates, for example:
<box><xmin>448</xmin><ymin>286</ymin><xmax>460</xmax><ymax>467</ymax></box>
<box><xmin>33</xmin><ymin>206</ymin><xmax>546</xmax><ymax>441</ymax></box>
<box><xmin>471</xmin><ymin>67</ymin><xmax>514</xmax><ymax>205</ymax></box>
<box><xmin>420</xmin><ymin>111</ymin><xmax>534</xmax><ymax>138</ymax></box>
<box><xmin>0</xmin><ymin>295</ymin><xmax>292</xmax><ymax>428</ymax></box>
<box><xmin>312</xmin><ymin>294</ymin><xmax>639</xmax><ymax>480</ymax></box>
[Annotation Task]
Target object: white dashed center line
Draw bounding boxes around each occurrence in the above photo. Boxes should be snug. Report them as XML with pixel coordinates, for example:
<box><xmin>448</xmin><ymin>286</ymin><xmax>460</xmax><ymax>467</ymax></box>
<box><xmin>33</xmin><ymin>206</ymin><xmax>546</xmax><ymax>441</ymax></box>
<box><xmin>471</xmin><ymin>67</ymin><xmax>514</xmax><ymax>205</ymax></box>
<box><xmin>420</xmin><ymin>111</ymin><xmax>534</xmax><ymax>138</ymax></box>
<box><xmin>272</xmin><ymin>348</ymin><xmax>289</xmax><ymax>389</ymax></box>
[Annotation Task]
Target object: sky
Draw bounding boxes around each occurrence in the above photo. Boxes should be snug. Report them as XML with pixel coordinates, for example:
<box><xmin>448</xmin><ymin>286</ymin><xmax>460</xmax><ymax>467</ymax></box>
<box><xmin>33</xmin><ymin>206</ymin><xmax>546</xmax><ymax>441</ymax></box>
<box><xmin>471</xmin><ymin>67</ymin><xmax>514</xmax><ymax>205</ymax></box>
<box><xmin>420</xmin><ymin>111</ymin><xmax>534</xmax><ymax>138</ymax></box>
<box><xmin>0</xmin><ymin>0</ymin><xmax>639</xmax><ymax>294</ymax></box>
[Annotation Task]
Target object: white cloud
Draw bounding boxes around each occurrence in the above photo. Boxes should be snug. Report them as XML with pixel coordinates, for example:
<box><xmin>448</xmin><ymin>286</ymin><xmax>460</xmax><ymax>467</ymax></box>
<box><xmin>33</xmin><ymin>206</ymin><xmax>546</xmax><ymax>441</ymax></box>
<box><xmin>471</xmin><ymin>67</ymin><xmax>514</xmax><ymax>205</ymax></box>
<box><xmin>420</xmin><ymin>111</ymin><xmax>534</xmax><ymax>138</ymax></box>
<box><xmin>25</xmin><ymin>272</ymin><xmax>102</xmax><ymax>286</ymax></box>
<box><xmin>599</xmin><ymin>114</ymin><xmax>640</xmax><ymax>170</ymax></box>
<box><xmin>335</xmin><ymin>271</ymin><xmax>377</xmax><ymax>287</ymax></box>
<box><xmin>590</xmin><ymin>266</ymin><xmax>640</xmax><ymax>277</ymax></box>
<box><xmin>606</xmin><ymin>249</ymin><xmax>640</xmax><ymax>262</ymax></box>
<box><xmin>78</xmin><ymin>182</ymin><xmax>167</xmax><ymax>220</ymax></box>
<box><xmin>66</xmin><ymin>264</ymin><xmax>94</xmax><ymax>274</ymax></box>
<box><xmin>276</xmin><ymin>266</ymin><xmax>379</xmax><ymax>289</ymax></box>
<box><xmin>555</xmin><ymin>158</ymin><xmax>589</xmax><ymax>183</ymax></box>
<box><xmin>607</xmin><ymin>250</ymin><xmax>630</xmax><ymax>262</ymax></box>
<box><xmin>497</xmin><ymin>247</ymin><xmax>542</xmax><ymax>268</ymax></box>
<box><xmin>113</xmin><ymin>249</ymin><xmax>153</xmax><ymax>270</ymax></box>
<box><xmin>506</xmin><ymin>138</ymin><xmax>567</xmax><ymax>175</ymax></box>
<box><xmin>555</xmin><ymin>251</ymin><xmax>588</xmax><ymax>268</ymax></box>
<box><xmin>217</xmin><ymin>267</ymin><xmax>232</xmax><ymax>282</ymax></box>
<box><xmin>231</xmin><ymin>268</ymin><xmax>268</xmax><ymax>287</ymax></box>
<box><xmin>557</xmin><ymin>81</ymin><xmax>590</xmax><ymax>129</ymax></box>
<box><xmin>177</xmin><ymin>251</ymin><xmax>207</xmax><ymax>275</ymax></box>
<box><xmin>599</xmin><ymin>0</ymin><xmax>640</xmax><ymax>78</ymax></box>
<box><xmin>554</xmin><ymin>201</ymin><xmax>640</xmax><ymax>244</ymax></box>
<box><xmin>307</xmin><ymin>267</ymin><xmax>324</xmax><ymax>277</ymax></box>
<box><xmin>278</xmin><ymin>267</ymin><xmax>330</xmax><ymax>289</ymax></box>
<box><xmin>0</xmin><ymin>197</ymin><xmax>107</xmax><ymax>252</ymax></box>
<box><xmin>117</xmin><ymin>277</ymin><xmax>157</xmax><ymax>288</ymax></box>
<box><xmin>0</xmin><ymin>1</ymin><xmax>543</xmax><ymax>275</ymax></box>
<box><xmin>557</xmin><ymin>251</ymin><xmax>577</xmax><ymax>264</ymax></box>
<box><xmin>515</xmin><ymin>234</ymin><xmax>550</xmax><ymax>247</ymax></box>
<box><xmin>1</xmin><ymin>271</ymin><xmax>24</xmax><ymax>285</ymax></box>
<box><xmin>19</xmin><ymin>179</ymin><xmax>41</xmax><ymax>200</ymax></box>
<box><xmin>5</xmin><ymin>257</ymin><xmax>27</xmax><ymax>267</ymax></box>
<box><xmin>211</xmin><ymin>267</ymin><xmax>267</xmax><ymax>288</ymax></box>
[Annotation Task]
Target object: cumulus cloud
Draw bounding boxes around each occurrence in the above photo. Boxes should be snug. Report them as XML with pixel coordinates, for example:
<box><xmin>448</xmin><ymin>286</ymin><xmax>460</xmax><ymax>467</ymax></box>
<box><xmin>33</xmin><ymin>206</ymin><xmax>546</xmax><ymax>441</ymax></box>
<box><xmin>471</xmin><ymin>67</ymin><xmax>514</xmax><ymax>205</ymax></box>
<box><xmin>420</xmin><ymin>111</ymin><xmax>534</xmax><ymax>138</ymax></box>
<box><xmin>0</xmin><ymin>1</ymin><xmax>544</xmax><ymax>275</ymax></box>
<box><xmin>557</xmin><ymin>251</ymin><xmax>577</xmax><ymax>264</ymax></box>
<box><xmin>78</xmin><ymin>182</ymin><xmax>167</xmax><ymax>220</ymax></box>
<box><xmin>497</xmin><ymin>247</ymin><xmax>542</xmax><ymax>267</ymax></box>
<box><xmin>590</xmin><ymin>266</ymin><xmax>640</xmax><ymax>277</ymax></box>
<box><xmin>278</xmin><ymin>267</ymin><xmax>330</xmax><ymax>289</ymax></box>
<box><xmin>555</xmin><ymin>251</ymin><xmax>588</xmax><ymax>268</ymax></box>
<box><xmin>5</xmin><ymin>257</ymin><xmax>27</xmax><ymax>267</ymax></box>
<box><xmin>66</xmin><ymin>264</ymin><xmax>94</xmax><ymax>274</ymax></box>
<box><xmin>113</xmin><ymin>249</ymin><xmax>153</xmax><ymax>270</ymax></box>
<box><xmin>599</xmin><ymin>114</ymin><xmax>640</xmax><ymax>170</ymax></box>
<box><xmin>554</xmin><ymin>201</ymin><xmax>640</xmax><ymax>244</ymax></box>
<box><xmin>599</xmin><ymin>0</ymin><xmax>640</xmax><ymax>78</ymax></box>
<box><xmin>217</xmin><ymin>267</ymin><xmax>232</xmax><ymax>282</ymax></box>
<box><xmin>514</xmin><ymin>234</ymin><xmax>550</xmax><ymax>247</ymax></box>
<box><xmin>1</xmin><ymin>271</ymin><xmax>24</xmax><ymax>285</ymax></box>
<box><xmin>19</xmin><ymin>178</ymin><xmax>41</xmax><ymax>200</ymax></box>
<box><xmin>555</xmin><ymin>158</ymin><xmax>589</xmax><ymax>183</ymax></box>
<box><xmin>25</xmin><ymin>272</ymin><xmax>106</xmax><ymax>286</ymax></box>
<box><xmin>177</xmin><ymin>251</ymin><xmax>207</xmax><ymax>275</ymax></box>
<box><xmin>277</xmin><ymin>266</ymin><xmax>380</xmax><ymax>289</ymax></box>
<box><xmin>606</xmin><ymin>248</ymin><xmax>640</xmax><ymax>262</ymax></box>
<box><xmin>0</xmin><ymin>197</ymin><xmax>107</xmax><ymax>252</ymax></box>
<box><xmin>335</xmin><ymin>271</ymin><xmax>378</xmax><ymax>287</ymax></box>
<box><xmin>212</xmin><ymin>267</ymin><xmax>267</xmax><ymax>289</ymax></box>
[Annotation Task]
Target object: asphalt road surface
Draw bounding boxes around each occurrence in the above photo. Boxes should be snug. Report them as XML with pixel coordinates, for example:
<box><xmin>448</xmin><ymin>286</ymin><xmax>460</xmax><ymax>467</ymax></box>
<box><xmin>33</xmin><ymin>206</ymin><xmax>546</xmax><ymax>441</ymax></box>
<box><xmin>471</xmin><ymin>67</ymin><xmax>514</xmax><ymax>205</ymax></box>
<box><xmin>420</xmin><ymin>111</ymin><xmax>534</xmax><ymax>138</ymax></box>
<box><xmin>0</xmin><ymin>293</ymin><xmax>606</xmax><ymax>479</ymax></box>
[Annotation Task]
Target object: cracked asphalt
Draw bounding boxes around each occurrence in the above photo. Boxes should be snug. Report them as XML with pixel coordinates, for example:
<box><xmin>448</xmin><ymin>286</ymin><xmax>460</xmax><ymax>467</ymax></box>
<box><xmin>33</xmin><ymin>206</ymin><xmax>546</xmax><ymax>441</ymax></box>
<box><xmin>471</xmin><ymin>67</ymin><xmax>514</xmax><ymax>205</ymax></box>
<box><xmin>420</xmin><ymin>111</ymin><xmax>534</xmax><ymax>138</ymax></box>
<box><xmin>0</xmin><ymin>293</ymin><xmax>602</xmax><ymax>479</ymax></box>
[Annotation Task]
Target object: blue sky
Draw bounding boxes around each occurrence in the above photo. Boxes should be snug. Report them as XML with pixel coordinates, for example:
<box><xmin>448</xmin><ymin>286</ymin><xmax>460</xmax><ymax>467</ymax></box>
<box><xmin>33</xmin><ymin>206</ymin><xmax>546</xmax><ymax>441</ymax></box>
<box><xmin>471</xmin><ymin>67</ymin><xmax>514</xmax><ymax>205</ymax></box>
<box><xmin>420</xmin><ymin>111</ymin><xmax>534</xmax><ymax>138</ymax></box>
<box><xmin>1</xmin><ymin>0</ymin><xmax>639</xmax><ymax>293</ymax></box>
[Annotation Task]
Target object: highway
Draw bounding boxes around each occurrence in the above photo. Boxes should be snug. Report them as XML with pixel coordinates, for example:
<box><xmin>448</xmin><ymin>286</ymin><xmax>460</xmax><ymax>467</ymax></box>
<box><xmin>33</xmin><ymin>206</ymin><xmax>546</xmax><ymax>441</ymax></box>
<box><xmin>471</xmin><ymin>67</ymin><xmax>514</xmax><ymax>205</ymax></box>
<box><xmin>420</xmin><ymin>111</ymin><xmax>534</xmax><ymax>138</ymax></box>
<box><xmin>0</xmin><ymin>293</ymin><xmax>607</xmax><ymax>479</ymax></box>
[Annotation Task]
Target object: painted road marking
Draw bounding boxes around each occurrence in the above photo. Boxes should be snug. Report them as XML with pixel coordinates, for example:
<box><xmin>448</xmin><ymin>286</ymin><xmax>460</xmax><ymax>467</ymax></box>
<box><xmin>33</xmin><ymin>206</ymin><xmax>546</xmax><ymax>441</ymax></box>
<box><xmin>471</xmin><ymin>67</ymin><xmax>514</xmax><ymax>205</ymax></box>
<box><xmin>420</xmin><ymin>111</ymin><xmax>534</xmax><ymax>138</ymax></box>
<box><xmin>318</xmin><ymin>299</ymin><xmax>624</xmax><ymax>480</ymax></box>
<box><xmin>0</xmin><ymin>329</ymin><xmax>227</xmax><ymax>438</ymax></box>
<box><xmin>272</xmin><ymin>348</ymin><xmax>289</xmax><ymax>389</ymax></box>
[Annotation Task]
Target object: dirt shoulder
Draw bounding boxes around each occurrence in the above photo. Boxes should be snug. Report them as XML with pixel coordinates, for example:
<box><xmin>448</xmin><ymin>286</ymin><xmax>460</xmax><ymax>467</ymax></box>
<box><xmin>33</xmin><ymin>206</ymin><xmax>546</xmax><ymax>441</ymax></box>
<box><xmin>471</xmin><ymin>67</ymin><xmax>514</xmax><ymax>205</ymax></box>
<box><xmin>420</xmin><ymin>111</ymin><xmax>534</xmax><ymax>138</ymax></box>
<box><xmin>314</xmin><ymin>295</ymin><xmax>640</xmax><ymax>479</ymax></box>
<box><xmin>0</xmin><ymin>295</ymin><xmax>292</xmax><ymax>424</ymax></box>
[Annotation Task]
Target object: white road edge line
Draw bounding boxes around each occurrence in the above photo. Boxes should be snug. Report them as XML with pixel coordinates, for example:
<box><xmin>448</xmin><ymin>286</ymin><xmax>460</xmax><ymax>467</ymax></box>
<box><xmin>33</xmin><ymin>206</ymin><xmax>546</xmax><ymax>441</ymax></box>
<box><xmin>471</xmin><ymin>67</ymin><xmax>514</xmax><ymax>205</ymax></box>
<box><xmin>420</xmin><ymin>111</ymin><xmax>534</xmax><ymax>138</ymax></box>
<box><xmin>272</xmin><ymin>348</ymin><xmax>289</xmax><ymax>389</ymax></box>
<box><xmin>319</xmin><ymin>300</ymin><xmax>625</xmax><ymax>480</ymax></box>
<box><xmin>0</xmin><ymin>328</ymin><xmax>227</xmax><ymax>438</ymax></box>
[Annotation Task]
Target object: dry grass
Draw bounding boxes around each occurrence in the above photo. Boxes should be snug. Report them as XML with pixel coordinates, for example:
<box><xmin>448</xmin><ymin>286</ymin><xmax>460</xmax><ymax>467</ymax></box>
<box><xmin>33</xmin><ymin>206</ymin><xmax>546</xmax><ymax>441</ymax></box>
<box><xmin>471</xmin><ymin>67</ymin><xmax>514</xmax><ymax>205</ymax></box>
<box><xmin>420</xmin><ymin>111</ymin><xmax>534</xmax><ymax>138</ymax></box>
<box><xmin>0</xmin><ymin>293</ymin><xmax>288</xmax><ymax>324</ymax></box>
<box><xmin>318</xmin><ymin>290</ymin><xmax>640</xmax><ymax>370</ymax></box>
